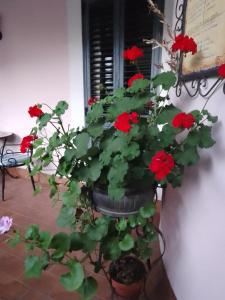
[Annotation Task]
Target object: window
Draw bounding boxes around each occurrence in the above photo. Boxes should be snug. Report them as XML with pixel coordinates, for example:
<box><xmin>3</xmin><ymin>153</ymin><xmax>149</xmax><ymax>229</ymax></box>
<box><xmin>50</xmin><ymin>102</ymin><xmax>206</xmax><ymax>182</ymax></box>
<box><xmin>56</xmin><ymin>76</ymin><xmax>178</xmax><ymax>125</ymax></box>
<box><xmin>82</xmin><ymin>0</ymin><xmax>164</xmax><ymax>108</ymax></box>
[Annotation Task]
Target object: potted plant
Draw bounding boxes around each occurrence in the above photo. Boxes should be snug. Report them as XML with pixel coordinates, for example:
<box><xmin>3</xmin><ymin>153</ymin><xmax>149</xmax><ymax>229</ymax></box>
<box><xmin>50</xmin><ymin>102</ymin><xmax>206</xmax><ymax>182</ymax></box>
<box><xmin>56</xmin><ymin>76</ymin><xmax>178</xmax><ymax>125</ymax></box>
<box><xmin>6</xmin><ymin>4</ymin><xmax>224</xmax><ymax>298</ymax></box>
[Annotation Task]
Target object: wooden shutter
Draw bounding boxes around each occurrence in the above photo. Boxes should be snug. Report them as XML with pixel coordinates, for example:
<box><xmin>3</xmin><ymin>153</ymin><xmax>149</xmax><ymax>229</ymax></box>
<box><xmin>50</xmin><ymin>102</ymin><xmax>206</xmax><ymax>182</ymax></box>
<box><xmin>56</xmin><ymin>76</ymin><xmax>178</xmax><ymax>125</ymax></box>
<box><xmin>87</xmin><ymin>0</ymin><xmax>114</xmax><ymax>100</ymax></box>
<box><xmin>123</xmin><ymin>0</ymin><xmax>154</xmax><ymax>86</ymax></box>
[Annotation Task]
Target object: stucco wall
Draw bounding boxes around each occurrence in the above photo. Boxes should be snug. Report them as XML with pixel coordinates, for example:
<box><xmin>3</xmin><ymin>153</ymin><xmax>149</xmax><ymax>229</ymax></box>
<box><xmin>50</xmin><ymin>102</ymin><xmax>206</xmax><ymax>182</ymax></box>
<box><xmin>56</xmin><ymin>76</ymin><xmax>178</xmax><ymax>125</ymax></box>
<box><xmin>161</xmin><ymin>1</ymin><xmax>225</xmax><ymax>299</ymax></box>
<box><xmin>0</xmin><ymin>0</ymin><xmax>84</xmax><ymax>140</ymax></box>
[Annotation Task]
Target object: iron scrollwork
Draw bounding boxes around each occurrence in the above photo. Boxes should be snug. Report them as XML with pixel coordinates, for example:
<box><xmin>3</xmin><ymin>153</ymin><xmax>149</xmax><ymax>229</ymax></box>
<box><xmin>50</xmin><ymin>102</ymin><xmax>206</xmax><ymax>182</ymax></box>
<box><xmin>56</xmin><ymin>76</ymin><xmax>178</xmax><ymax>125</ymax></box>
<box><xmin>174</xmin><ymin>0</ymin><xmax>225</xmax><ymax>98</ymax></box>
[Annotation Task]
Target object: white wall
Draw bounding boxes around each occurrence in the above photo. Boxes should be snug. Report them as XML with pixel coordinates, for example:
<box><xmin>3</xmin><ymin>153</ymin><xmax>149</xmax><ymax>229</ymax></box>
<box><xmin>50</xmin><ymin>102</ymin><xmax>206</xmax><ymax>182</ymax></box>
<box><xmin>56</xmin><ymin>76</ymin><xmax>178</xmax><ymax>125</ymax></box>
<box><xmin>161</xmin><ymin>1</ymin><xmax>225</xmax><ymax>299</ymax></box>
<box><xmin>0</xmin><ymin>0</ymin><xmax>84</xmax><ymax>140</ymax></box>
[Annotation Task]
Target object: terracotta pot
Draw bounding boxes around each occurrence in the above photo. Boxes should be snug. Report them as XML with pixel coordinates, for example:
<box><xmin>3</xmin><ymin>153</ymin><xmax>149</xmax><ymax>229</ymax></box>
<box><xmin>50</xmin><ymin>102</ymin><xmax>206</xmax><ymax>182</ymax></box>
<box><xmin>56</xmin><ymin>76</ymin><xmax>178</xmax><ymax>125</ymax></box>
<box><xmin>109</xmin><ymin>256</ymin><xmax>146</xmax><ymax>299</ymax></box>
<box><xmin>111</xmin><ymin>277</ymin><xmax>144</xmax><ymax>299</ymax></box>
<box><xmin>92</xmin><ymin>185</ymin><xmax>154</xmax><ymax>217</ymax></box>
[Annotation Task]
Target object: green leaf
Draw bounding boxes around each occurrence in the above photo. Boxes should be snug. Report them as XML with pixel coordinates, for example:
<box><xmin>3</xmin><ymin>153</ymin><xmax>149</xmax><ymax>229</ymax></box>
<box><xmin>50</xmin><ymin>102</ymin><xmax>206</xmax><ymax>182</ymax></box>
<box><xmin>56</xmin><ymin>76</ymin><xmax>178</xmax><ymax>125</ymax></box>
<box><xmin>56</xmin><ymin>206</ymin><xmax>75</xmax><ymax>228</ymax></box>
<box><xmin>87</xmin><ymin>123</ymin><xmax>104</xmax><ymax>138</ymax></box>
<box><xmin>73</xmin><ymin>132</ymin><xmax>90</xmax><ymax>158</ymax></box>
<box><xmin>39</xmin><ymin>113</ymin><xmax>52</xmax><ymax>129</ymax></box>
<box><xmin>25</xmin><ymin>224</ymin><xmax>40</xmax><ymax>240</ymax></box>
<box><xmin>54</xmin><ymin>101</ymin><xmax>69</xmax><ymax>116</ymax></box>
<box><xmin>185</xmin><ymin>130</ymin><xmax>200</xmax><ymax>147</ymax></box>
<box><xmin>70</xmin><ymin>233</ymin><xmax>96</xmax><ymax>253</ymax></box>
<box><xmin>32</xmin><ymin>138</ymin><xmax>43</xmax><ymax>148</ymax></box>
<box><xmin>88</xmin><ymin>159</ymin><xmax>103</xmax><ymax>181</ymax></box>
<box><xmin>108</xmin><ymin>156</ymin><xmax>128</xmax><ymax>185</ymax></box>
<box><xmin>115</xmin><ymin>218</ymin><xmax>127</xmax><ymax>232</ymax></box>
<box><xmin>77</xmin><ymin>277</ymin><xmax>98</xmax><ymax>300</ymax></box>
<box><xmin>108</xmin><ymin>184</ymin><xmax>125</xmax><ymax>201</ymax></box>
<box><xmin>121</xmin><ymin>142</ymin><xmax>140</xmax><ymax>160</ymax></box>
<box><xmin>86</xmin><ymin>103</ymin><xmax>103</xmax><ymax>124</ymax></box>
<box><xmin>159</xmin><ymin>124</ymin><xmax>178</xmax><ymax>147</ymax></box>
<box><xmin>128</xmin><ymin>215</ymin><xmax>137</xmax><ymax>228</ymax></box>
<box><xmin>64</xmin><ymin>148</ymin><xmax>77</xmax><ymax>162</ymax></box>
<box><xmin>25</xmin><ymin>254</ymin><xmax>48</xmax><ymax>278</ymax></box>
<box><xmin>50</xmin><ymin>232</ymin><xmax>70</xmax><ymax>252</ymax></box>
<box><xmin>157</xmin><ymin>104</ymin><xmax>181</xmax><ymax>124</ymax></box>
<box><xmin>102</xmin><ymin>238</ymin><xmax>121</xmax><ymax>260</ymax></box>
<box><xmin>202</xmin><ymin>109</ymin><xmax>218</xmax><ymax>123</ymax></box>
<box><xmin>60</xmin><ymin>260</ymin><xmax>84</xmax><ymax>291</ymax></box>
<box><xmin>33</xmin><ymin>147</ymin><xmax>45</xmax><ymax>158</ymax></box>
<box><xmin>50</xmin><ymin>232</ymin><xmax>71</xmax><ymax>262</ymax></box>
<box><xmin>139</xmin><ymin>202</ymin><xmax>155</xmax><ymax>219</ymax></box>
<box><xmin>7</xmin><ymin>231</ymin><xmax>21</xmax><ymax>248</ymax></box>
<box><xmin>86</xmin><ymin>217</ymin><xmax>109</xmax><ymax>241</ymax></box>
<box><xmin>127</xmin><ymin>79</ymin><xmax>150</xmax><ymax>93</ymax></box>
<box><xmin>119</xmin><ymin>234</ymin><xmax>134</xmax><ymax>251</ymax></box>
<box><xmin>175</xmin><ymin>145</ymin><xmax>199</xmax><ymax>166</ymax></box>
<box><xmin>62</xmin><ymin>181</ymin><xmax>81</xmax><ymax>207</ymax></box>
<box><xmin>153</xmin><ymin>71</ymin><xmax>177</xmax><ymax>90</ymax></box>
<box><xmin>198</xmin><ymin>126</ymin><xmax>216</xmax><ymax>148</ymax></box>
<box><xmin>39</xmin><ymin>232</ymin><xmax>52</xmax><ymax>249</ymax></box>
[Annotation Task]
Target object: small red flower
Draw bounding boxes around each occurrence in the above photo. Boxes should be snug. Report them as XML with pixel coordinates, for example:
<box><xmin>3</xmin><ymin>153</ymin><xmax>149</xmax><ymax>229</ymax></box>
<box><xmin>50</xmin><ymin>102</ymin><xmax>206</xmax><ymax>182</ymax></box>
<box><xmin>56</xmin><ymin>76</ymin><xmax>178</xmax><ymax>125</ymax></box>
<box><xmin>128</xmin><ymin>73</ymin><xmax>144</xmax><ymax>87</ymax></box>
<box><xmin>129</xmin><ymin>112</ymin><xmax>139</xmax><ymax>124</ymax></box>
<box><xmin>20</xmin><ymin>135</ymin><xmax>37</xmax><ymax>153</ymax></box>
<box><xmin>149</xmin><ymin>150</ymin><xmax>175</xmax><ymax>181</ymax></box>
<box><xmin>114</xmin><ymin>112</ymin><xmax>139</xmax><ymax>133</ymax></box>
<box><xmin>88</xmin><ymin>97</ymin><xmax>97</xmax><ymax>106</ymax></box>
<box><xmin>172</xmin><ymin>34</ymin><xmax>197</xmax><ymax>55</ymax></box>
<box><xmin>218</xmin><ymin>64</ymin><xmax>225</xmax><ymax>78</ymax></box>
<box><xmin>172</xmin><ymin>112</ymin><xmax>186</xmax><ymax>128</ymax></box>
<box><xmin>172</xmin><ymin>112</ymin><xmax>195</xmax><ymax>129</ymax></box>
<box><xmin>123</xmin><ymin>46</ymin><xmax>144</xmax><ymax>61</ymax></box>
<box><xmin>114</xmin><ymin>112</ymin><xmax>131</xmax><ymax>133</ymax></box>
<box><xmin>28</xmin><ymin>105</ymin><xmax>43</xmax><ymax>118</ymax></box>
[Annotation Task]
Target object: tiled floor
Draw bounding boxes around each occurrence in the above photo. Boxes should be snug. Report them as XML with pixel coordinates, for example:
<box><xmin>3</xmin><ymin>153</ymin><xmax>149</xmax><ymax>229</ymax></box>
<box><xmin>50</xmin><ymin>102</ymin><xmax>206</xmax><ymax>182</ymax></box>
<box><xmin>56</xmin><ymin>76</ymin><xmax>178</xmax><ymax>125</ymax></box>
<box><xmin>0</xmin><ymin>175</ymin><xmax>176</xmax><ymax>300</ymax></box>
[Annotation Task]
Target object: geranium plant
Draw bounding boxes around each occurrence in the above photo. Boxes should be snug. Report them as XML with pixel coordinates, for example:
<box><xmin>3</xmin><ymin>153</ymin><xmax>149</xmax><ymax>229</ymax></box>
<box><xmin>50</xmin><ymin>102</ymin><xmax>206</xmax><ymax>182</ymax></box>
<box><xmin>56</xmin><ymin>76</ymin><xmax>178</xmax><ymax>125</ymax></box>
<box><xmin>8</xmin><ymin>6</ymin><xmax>222</xmax><ymax>299</ymax></box>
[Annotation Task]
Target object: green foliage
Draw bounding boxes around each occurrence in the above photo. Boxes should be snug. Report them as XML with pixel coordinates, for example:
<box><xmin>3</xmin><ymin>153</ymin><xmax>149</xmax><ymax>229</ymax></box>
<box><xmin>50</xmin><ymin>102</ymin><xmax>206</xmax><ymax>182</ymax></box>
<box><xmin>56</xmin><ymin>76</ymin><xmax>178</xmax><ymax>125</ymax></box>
<box><xmin>152</xmin><ymin>71</ymin><xmax>177</xmax><ymax>90</ymax></box>
<box><xmin>139</xmin><ymin>202</ymin><xmax>155</xmax><ymax>219</ymax></box>
<box><xmin>60</xmin><ymin>260</ymin><xmax>84</xmax><ymax>291</ymax></box>
<box><xmin>73</xmin><ymin>132</ymin><xmax>90</xmax><ymax>158</ymax></box>
<box><xmin>11</xmin><ymin>44</ymin><xmax>218</xmax><ymax>299</ymax></box>
<box><xmin>77</xmin><ymin>277</ymin><xmax>98</xmax><ymax>300</ymax></box>
<box><xmin>25</xmin><ymin>254</ymin><xmax>49</xmax><ymax>278</ymax></box>
<box><xmin>119</xmin><ymin>234</ymin><xmax>134</xmax><ymax>251</ymax></box>
<box><xmin>54</xmin><ymin>100</ymin><xmax>69</xmax><ymax>116</ymax></box>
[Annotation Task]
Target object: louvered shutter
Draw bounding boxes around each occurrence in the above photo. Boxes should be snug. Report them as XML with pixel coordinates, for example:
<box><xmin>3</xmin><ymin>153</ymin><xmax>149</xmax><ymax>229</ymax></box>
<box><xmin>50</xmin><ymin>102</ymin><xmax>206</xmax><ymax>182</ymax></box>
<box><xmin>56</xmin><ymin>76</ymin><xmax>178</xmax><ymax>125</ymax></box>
<box><xmin>123</xmin><ymin>0</ymin><xmax>154</xmax><ymax>86</ymax></box>
<box><xmin>88</xmin><ymin>0</ymin><xmax>114</xmax><ymax>99</ymax></box>
<box><xmin>82</xmin><ymin>0</ymin><xmax>164</xmax><ymax>109</ymax></box>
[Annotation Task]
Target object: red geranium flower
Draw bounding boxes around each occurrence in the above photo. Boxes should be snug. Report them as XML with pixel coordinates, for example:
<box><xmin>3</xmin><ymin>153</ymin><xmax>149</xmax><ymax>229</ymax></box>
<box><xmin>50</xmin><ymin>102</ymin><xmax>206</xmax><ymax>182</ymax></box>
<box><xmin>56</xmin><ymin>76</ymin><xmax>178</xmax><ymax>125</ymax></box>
<box><xmin>218</xmin><ymin>64</ymin><xmax>225</xmax><ymax>78</ymax></box>
<box><xmin>129</xmin><ymin>112</ymin><xmax>139</xmax><ymax>124</ymax></box>
<box><xmin>172</xmin><ymin>112</ymin><xmax>195</xmax><ymax>129</ymax></box>
<box><xmin>114</xmin><ymin>112</ymin><xmax>131</xmax><ymax>133</ymax></box>
<box><xmin>128</xmin><ymin>73</ymin><xmax>144</xmax><ymax>87</ymax></box>
<box><xmin>172</xmin><ymin>34</ymin><xmax>197</xmax><ymax>55</ymax></box>
<box><xmin>149</xmin><ymin>150</ymin><xmax>175</xmax><ymax>181</ymax></box>
<box><xmin>28</xmin><ymin>105</ymin><xmax>43</xmax><ymax>118</ymax></box>
<box><xmin>88</xmin><ymin>97</ymin><xmax>97</xmax><ymax>106</ymax></box>
<box><xmin>123</xmin><ymin>46</ymin><xmax>144</xmax><ymax>61</ymax></box>
<box><xmin>20</xmin><ymin>135</ymin><xmax>37</xmax><ymax>153</ymax></box>
<box><xmin>114</xmin><ymin>112</ymin><xmax>139</xmax><ymax>133</ymax></box>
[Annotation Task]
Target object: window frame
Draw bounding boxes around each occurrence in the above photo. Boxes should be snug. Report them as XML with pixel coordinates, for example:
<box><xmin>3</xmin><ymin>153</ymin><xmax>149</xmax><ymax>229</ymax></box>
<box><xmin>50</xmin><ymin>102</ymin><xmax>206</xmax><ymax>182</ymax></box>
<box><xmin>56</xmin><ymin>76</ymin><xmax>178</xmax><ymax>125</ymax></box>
<box><xmin>82</xmin><ymin>0</ymin><xmax>164</xmax><ymax>109</ymax></box>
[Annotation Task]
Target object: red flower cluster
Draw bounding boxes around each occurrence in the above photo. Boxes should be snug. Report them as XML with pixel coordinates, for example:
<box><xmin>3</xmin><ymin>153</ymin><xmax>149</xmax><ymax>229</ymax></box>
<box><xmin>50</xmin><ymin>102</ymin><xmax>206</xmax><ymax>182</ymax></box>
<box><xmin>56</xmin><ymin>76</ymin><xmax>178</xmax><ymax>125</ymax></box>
<box><xmin>123</xmin><ymin>46</ymin><xmax>144</xmax><ymax>61</ymax></box>
<box><xmin>218</xmin><ymin>64</ymin><xmax>225</xmax><ymax>78</ymax></box>
<box><xmin>88</xmin><ymin>97</ymin><xmax>97</xmax><ymax>106</ymax></box>
<box><xmin>149</xmin><ymin>150</ymin><xmax>175</xmax><ymax>181</ymax></box>
<box><xmin>114</xmin><ymin>112</ymin><xmax>139</xmax><ymax>133</ymax></box>
<box><xmin>128</xmin><ymin>73</ymin><xmax>144</xmax><ymax>87</ymax></box>
<box><xmin>20</xmin><ymin>135</ymin><xmax>37</xmax><ymax>153</ymax></box>
<box><xmin>28</xmin><ymin>105</ymin><xmax>43</xmax><ymax>118</ymax></box>
<box><xmin>172</xmin><ymin>34</ymin><xmax>197</xmax><ymax>55</ymax></box>
<box><xmin>172</xmin><ymin>112</ymin><xmax>195</xmax><ymax>129</ymax></box>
